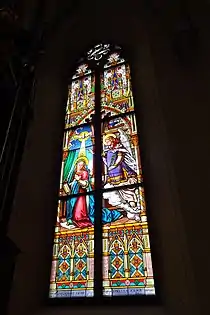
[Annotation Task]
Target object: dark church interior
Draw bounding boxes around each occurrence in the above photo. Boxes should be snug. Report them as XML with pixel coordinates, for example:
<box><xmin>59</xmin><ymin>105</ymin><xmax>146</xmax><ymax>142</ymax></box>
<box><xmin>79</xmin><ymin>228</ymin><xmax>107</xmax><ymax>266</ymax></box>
<box><xmin>1</xmin><ymin>1</ymin><xmax>210</xmax><ymax>315</ymax></box>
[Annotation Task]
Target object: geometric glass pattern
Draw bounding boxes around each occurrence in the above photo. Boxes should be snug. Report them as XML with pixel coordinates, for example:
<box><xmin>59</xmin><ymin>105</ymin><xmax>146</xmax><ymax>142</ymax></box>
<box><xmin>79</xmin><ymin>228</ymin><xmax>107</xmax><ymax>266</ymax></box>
<box><xmin>50</xmin><ymin>223</ymin><xmax>94</xmax><ymax>298</ymax></box>
<box><xmin>49</xmin><ymin>44</ymin><xmax>155</xmax><ymax>299</ymax></box>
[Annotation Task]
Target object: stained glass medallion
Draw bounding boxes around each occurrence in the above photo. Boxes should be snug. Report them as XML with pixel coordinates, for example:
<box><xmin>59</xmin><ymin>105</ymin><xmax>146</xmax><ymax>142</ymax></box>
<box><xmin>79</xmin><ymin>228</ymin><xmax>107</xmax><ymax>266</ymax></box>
<box><xmin>72</xmin><ymin>63</ymin><xmax>92</xmax><ymax>79</ymax></box>
<box><xmin>104</xmin><ymin>52</ymin><xmax>125</xmax><ymax>68</ymax></box>
<box><xmin>87</xmin><ymin>43</ymin><xmax>110</xmax><ymax>61</ymax></box>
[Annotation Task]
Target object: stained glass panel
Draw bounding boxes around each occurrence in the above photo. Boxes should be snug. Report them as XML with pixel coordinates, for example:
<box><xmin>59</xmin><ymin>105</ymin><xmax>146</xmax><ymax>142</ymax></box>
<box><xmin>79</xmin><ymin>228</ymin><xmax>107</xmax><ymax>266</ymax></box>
<box><xmin>87</xmin><ymin>43</ymin><xmax>110</xmax><ymax>61</ymax></box>
<box><xmin>102</xmin><ymin>182</ymin><xmax>155</xmax><ymax>296</ymax></box>
<box><xmin>50</xmin><ymin>124</ymin><xmax>95</xmax><ymax>298</ymax></box>
<box><xmin>59</xmin><ymin>125</ymin><xmax>95</xmax><ymax>197</ymax></box>
<box><xmin>72</xmin><ymin>63</ymin><xmax>92</xmax><ymax>79</ymax></box>
<box><xmin>104</xmin><ymin>52</ymin><xmax>125</xmax><ymax>68</ymax></box>
<box><xmin>101</xmin><ymin>63</ymin><xmax>134</xmax><ymax>119</ymax></box>
<box><xmin>103</xmin><ymin>216</ymin><xmax>155</xmax><ymax>296</ymax></box>
<box><xmin>50</xmin><ymin>198</ymin><xmax>94</xmax><ymax>298</ymax></box>
<box><xmin>101</xmin><ymin>56</ymin><xmax>155</xmax><ymax>296</ymax></box>
<box><xmin>65</xmin><ymin>65</ymin><xmax>95</xmax><ymax>128</ymax></box>
<box><xmin>102</xmin><ymin>114</ymin><xmax>142</xmax><ymax>188</ymax></box>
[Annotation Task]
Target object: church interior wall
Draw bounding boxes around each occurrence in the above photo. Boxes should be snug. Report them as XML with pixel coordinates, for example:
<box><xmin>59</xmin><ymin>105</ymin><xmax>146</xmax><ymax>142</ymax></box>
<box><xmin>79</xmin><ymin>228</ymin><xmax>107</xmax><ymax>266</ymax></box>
<box><xmin>6</xmin><ymin>1</ymin><xmax>210</xmax><ymax>314</ymax></box>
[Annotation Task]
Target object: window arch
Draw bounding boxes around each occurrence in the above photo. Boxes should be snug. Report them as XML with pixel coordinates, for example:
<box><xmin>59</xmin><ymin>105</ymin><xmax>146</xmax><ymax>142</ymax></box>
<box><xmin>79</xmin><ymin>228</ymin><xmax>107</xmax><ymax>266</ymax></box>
<box><xmin>49</xmin><ymin>44</ymin><xmax>155</xmax><ymax>300</ymax></box>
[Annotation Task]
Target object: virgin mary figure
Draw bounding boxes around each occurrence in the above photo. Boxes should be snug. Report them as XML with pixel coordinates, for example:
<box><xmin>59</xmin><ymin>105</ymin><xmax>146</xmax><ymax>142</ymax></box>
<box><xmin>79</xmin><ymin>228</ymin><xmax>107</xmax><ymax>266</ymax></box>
<box><xmin>64</xmin><ymin>153</ymin><xmax>122</xmax><ymax>229</ymax></box>
<box><xmin>65</xmin><ymin>154</ymin><xmax>93</xmax><ymax>228</ymax></box>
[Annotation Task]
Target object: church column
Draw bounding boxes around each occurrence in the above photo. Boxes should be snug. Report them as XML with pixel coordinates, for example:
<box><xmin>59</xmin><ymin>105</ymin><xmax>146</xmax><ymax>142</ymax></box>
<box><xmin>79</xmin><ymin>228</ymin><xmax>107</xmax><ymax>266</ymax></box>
<box><xmin>102</xmin><ymin>227</ymin><xmax>110</xmax><ymax>295</ymax></box>
<box><xmin>60</xmin><ymin>150</ymin><xmax>68</xmax><ymax>197</ymax></box>
<box><xmin>143</xmin><ymin>249</ymin><xmax>155</xmax><ymax>292</ymax></box>
<box><xmin>90</xmin><ymin>128</ymin><xmax>95</xmax><ymax>187</ymax></box>
<box><xmin>142</xmin><ymin>229</ymin><xmax>155</xmax><ymax>294</ymax></box>
<box><xmin>60</xmin><ymin>131</ymin><xmax>69</xmax><ymax>192</ymax></box>
<box><xmin>60</xmin><ymin>160</ymin><xmax>64</xmax><ymax>190</ymax></box>
<box><xmin>87</xmin><ymin>231</ymin><xmax>94</xmax><ymax>293</ymax></box>
<box><xmin>131</xmin><ymin>134</ymin><xmax>141</xmax><ymax>181</ymax></box>
<box><xmin>124</xmin><ymin>228</ymin><xmax>129</xmax><ymax>279</ymax></box>
<box><xmin>70</xmin><ymin>238</ymin><xmax>75</xmax><ymax>282</ymax></box>
<box><xmin>139</xmin><ymin>187</ymin><xmax>147</xmax><ymax>219</ymax></box>
<box><xmin>131</xmin><ymin>134</ymin><xmax>142</xmax><ymax>210</ymax></box>
<box><xmin>94</xmin><ymin>64</ymin><xmax>103</xmax><ymax>297</ymax></box>
<box><xmin>49</xmin><ymin>236</ymin><xmax>59</xmax><ymax>297</ymax></box>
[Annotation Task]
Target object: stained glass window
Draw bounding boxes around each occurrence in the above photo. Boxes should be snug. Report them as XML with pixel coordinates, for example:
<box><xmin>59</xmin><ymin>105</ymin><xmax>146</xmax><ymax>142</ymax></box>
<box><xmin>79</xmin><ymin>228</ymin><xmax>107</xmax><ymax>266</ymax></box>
<box><xmin>49</xmin><ymin>44</ymin><xmax>156</xmax><ymax>300</ymax></box>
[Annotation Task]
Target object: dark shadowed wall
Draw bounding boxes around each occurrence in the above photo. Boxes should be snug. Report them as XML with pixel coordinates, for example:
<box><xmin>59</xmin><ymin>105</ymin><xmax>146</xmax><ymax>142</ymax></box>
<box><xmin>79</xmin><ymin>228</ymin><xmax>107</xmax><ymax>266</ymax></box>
<box><xmin>7</xmin><ymin>1</ymin><xmax>210</xmax><ymax>315</ymax></box>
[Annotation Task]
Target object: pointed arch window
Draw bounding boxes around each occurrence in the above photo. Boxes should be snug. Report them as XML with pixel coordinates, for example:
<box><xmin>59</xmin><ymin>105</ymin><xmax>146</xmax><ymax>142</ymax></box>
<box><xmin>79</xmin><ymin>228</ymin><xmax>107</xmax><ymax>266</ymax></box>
<box><xmin>49</xmin><ymin>44</ymin><xmax>156</xmax><ymax>301</ymax></box>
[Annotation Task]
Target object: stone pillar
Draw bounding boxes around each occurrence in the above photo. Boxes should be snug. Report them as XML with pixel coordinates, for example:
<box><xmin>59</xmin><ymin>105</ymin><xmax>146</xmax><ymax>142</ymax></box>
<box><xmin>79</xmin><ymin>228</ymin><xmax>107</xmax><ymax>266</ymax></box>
<box><xmin>123</xmin><ymin>230</ymin><xmax>129</xmax><ymax>279</ymax></box>
<box><xmin>131</xmin><ymin>134</ymin><xmax>141</xmax><ymax>182</ymax></box>
<box><xmin>70</xmin><ymin>249</ymin><xmax>74</xmax><ymax>282</ymax></box>
<box><xmin>87</xmin><ymin>231</ymin><xmax>94</xmax><ymax>290</ymax></box>
<box><xmin>49</xmin><ymin>236</ymin><xmax>59</xmax><ymax>298</ymax></box>
<box><xmin>102</xmin><ymin>227</ymin><xmax>110</xmax><ymax>294</ymax></box>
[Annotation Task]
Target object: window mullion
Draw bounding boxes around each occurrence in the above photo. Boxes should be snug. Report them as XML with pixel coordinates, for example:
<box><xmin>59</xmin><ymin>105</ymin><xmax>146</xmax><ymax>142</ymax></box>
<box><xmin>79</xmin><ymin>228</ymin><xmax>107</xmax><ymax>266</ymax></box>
<box><xmin>94</xmin><ymin>65</ymin><xmax>103</xmax><ymax>299</ymax></box>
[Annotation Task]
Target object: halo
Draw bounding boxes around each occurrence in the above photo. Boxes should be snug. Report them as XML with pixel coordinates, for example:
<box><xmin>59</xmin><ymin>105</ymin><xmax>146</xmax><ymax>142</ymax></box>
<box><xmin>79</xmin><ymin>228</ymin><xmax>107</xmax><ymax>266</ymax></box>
<box><xmin>103</xmin><ymin>133</ymin><xmax>116</xmax><ymax>144</ymax></box>
<box><xmin>75</xmin><ymin>154</ymin><xmax>89</xmax><ymax>166</ymax></box>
